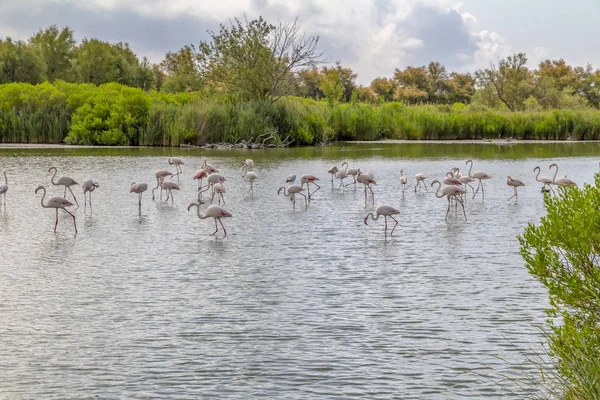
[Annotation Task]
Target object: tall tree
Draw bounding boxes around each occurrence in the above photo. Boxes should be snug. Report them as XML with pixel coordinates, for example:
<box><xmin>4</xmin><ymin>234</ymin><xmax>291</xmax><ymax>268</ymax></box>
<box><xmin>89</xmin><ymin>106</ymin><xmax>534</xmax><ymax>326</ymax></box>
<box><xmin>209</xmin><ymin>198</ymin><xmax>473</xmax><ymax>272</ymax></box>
<box><xmin>295</xmin><ymin>67</ymin><xmax>323</xmax><ymax>99</ymax></box>
<box><xmin>369</xmin><ymin>77</ymin><xmax>396</xmax><ymax>102</ymax></box>
<box><xmin>0</xmin><ymin>38</ymin><xmax>45</xmax><ymax>84</ymax></box>
<box><xmin>475</xmin><ymin>53</ymin><xmax>535</xmax><ymax>111</ymax></box>
<box><xmin>573</xmin><ymin>64</ymin><xmax>600</xmax><ymax>109</ymax></box>
<box><xmin>393</xmin><ymin>66</ymin><xmax>429</xmax><ymax>104</ymax></box>
<box><xmin>446</xmin><ymin>72</ymin><xmax>475</xmax><ymax>104</ymax></box>
<box><xmin>70</xmin><ymin>38</ymin><xmax>118</xmax><ymax>85</ymax></box>
<box><xmin>159</xmin><ymin>45</ymin><xmax>202</xmax><ymax>93</ymax></box>
<box><xmin>319</xmin><ymin>62</ymin><xmax>357</xmax><ymax>102</ymax></box>
<box><xmin>29</xmin><ymin>25</ymin><xmax>75</xmax><ymax>82</ymax></box>
<box><xmin>196</xmin><ymin>16</ymin><xmax>325</xmax><ymax>101</ymax></box>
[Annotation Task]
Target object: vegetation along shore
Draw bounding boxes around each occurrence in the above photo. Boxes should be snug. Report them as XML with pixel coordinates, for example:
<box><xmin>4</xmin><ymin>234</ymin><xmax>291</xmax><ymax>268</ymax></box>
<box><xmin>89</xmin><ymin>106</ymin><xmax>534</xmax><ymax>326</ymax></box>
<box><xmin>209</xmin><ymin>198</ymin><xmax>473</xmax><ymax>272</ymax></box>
<box><xmin>1</xmin><ymin>18</ymin><xmax>600</xmax><ymax>146</ymax></box>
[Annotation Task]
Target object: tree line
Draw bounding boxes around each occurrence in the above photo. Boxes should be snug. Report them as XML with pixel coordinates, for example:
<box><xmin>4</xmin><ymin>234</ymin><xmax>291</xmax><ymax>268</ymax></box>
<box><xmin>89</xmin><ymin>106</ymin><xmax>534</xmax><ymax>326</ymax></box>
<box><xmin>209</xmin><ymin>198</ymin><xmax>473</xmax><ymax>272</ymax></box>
<box><xmin>1</xmin><ymin>18</ymin><xmax>599</xmax><ymax>111</ymax></box>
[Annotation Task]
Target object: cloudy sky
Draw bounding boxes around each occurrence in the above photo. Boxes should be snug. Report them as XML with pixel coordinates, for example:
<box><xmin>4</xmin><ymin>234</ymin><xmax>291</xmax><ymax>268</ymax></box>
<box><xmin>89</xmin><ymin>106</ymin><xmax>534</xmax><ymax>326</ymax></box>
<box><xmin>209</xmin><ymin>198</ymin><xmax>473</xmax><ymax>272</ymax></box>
<box><xmin>1</xmin><ymin>0</ymin><xmax>599</xmax><ymax>84</ymax></box>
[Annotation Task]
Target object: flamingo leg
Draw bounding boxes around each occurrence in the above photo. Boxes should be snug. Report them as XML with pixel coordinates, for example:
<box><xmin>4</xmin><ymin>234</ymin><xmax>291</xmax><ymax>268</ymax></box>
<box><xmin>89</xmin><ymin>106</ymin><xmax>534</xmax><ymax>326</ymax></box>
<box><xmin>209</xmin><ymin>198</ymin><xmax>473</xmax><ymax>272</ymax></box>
<box><xmin>219</xmin><ymin>218</ymin><xmax>227</xmax><ymax>237</ymax></box>
<box><xmin>67</xmin><ymin>187</ymin><xmax>79</xmax><ymax>206</ymax></box>
<box><xmin>55</xmin><ymin>208</ymin><xmax>59</xmax><ymax>232</ymax></box>
<box><xmin>64</xmin><ymin>209</ymin><xmax>77</xmax><ymax>234</ymax></box>
<box><xmin>456</xmin><ymin>196</ymin><xmax>467</xmax><ymax>221</ymax></box>
<box><xmin>390</xmin><ymin>215</ymin><xmax>399</xmax><ymax>236</ymax></box>
<box><xmin>369</xmin><ymin>186</ymin><xmax>375</xmax><ymax>205</ymax></box>
<box><xmin>384</xmin><ymin>215</ymin><xmax>388</xmax><ymax>237</ymax></box>
<box><xmin>298</xmin><ymin>192</ymin><xmax>308</xmax><ymax>210</ymax></box>
<box><xmin>213</xmin><ymin>218</ymin><xmax>218</xmax><ymax>235</ymax></box>
<box><xmin>508</xmin><ymin>187</ymin><xmax>517</xmax><ymax>201</ymax></box>
<box><xmin>445</xmin><ymin>197</ymin><xmax>451</xmax><ymax>220</ymax></box>
<box><xmin>311</xmin><ymin>182</ymin><xmax>320</xmax><ymax>198</ymax></box>
<box><xmin>481</xmin><ymin>182</ymin><xmax>485</xmax><ymax>201</ymax></box>
<box><xmin>138</xmin><ymin>193</ymin><xmax>142</xmax><ymax>213</ymax></box>
<box><xmin>424</xmin><ymin>180</ymin><xmax>428</xmax><ymax>192</ymax></box>
<box><xmin>170</xmin><ymin>190</ymin><xmax>174</xmax><ymax>205</ymax></box>
<box><xmin>414</xmin><ymin>182</ymin><xmax>418</xmax><ymax>193</ymax></box>
<box><xmin>84</xmin><ymin>192</ymin><xmax>88</xmax><ymax>213</ymax></box>
<box><xmin>364</xmin><ymin>185</ymin><xmax>368</xmax><ymax>205</ymax></box>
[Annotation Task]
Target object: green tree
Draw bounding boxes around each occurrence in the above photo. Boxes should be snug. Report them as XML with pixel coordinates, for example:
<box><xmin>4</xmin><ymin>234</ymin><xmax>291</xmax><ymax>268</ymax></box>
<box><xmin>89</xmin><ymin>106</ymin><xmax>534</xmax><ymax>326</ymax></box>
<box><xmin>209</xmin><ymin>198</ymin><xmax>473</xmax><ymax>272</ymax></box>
<box><xmin>70</xmin><ymin>38</ymin><xmax>118</xmax><ymax>85</ymax></box>
<box><xmin>296</xmin><ymin>67</ymin><xmax>323</xmax><ymax>99</ymax></box>
<box><xmin>519</xmin><ymin>177</ymin><xmax>600</xmax><ymax>398</ymax></box>
<box><xmin>446</xmin><ymin>72</ymin><xmax>475</xmax><ymax>104</ymax></box>
<box><xmin>573</xmin><ymin>64</ymin><xmax>600</xmax><ymax>109</ymax></box>
<box><xmin>319</xmin><ymin>62</ymin><xmax>357</xmax><ymax>102</ymax></box>
<box><xmin>319</xmin><ymin>67</ymin><xmax>344</xmax><ymax>105</ymax></box>
<box><xmin>393</xmin><ymin>66</ymin><xmax>429</xmax><ymax>104</ymax></box>
<box><xmin>0</xmin><ymin>38</ymin><xmax>45</xmax><ymax>84</ymax></box>
<box><xmin>29</xmin><ymin>25</ymin><xmax>75</xmax><ymax>82</ymax></box>
<box><xmin>160</xmin><ymin>45</ymin><xmax>202</xmax><ymax>93</ymax></box>
<box><xmin>475</xmin><ymin>53</ymin><xmax>535</xmax><ymax>111</ymax></box>
<box><xmin>369</xmin><ymin>77</ymin><xmax>396</xmax><ymax>102</ymax></box>
<box><xmin>196</xmin><ymin>16</ymin><xmax>324</xmax><ymax>101</ymax></box>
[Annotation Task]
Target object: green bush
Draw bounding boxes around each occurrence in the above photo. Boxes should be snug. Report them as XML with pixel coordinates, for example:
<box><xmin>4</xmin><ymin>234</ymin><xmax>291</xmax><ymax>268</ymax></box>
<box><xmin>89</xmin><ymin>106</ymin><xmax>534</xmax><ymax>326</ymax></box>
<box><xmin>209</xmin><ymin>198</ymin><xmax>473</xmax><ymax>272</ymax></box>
<box><xmin>519</xmin><ymin>176</ymin><xmax>600</xmax><ymax>398</ymax></box>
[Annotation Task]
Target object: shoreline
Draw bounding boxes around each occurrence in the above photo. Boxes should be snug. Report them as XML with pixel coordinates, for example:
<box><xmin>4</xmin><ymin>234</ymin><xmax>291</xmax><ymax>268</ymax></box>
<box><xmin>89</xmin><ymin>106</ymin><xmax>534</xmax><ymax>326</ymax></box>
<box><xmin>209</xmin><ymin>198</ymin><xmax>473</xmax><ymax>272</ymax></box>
<box><xmin>1</xmin><ymin>139</ymin><xmax>600</xmax><ymax>150</ymax></box>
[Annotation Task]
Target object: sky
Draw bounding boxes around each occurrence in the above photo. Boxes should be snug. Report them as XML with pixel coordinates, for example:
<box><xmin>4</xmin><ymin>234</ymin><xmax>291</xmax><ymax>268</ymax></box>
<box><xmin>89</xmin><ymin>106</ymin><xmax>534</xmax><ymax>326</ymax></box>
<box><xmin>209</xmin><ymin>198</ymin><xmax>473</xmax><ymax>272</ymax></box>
<box><xmin>1</xmin><ymin>0</ymin><xmax>599</xmax><ymax>84</ymax></box>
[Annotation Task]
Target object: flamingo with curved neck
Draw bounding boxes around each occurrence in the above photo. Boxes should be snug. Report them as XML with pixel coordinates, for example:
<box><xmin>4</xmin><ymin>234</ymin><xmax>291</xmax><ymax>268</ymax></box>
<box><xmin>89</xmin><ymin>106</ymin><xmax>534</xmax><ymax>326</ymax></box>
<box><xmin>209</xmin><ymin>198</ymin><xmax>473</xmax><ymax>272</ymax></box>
<box><xmin>35</xmin><ymin>185</ymin><xmax>77</xmax><ymax>234</ymax></box>
<box><xmin>549</xmin><ymin>163</ymin><xmax>577</xmax><ymax>187</ymax></box>
<box><xmin>277</xmin><ymin>185</ymin><xmax>307</xmax><ymax>210</ymax></box>
<box><xmin>188</xmin><ymin>202</ymin><xmax>232</xmax><ymax>236</ymax></box>
<box><xmin>364</xmin><ymin>204</ymin><xmax>400</xmax><ymax>237</ymax></box>
<box><xmin>48</xmin><ymin>167</ymin><xmax>79</xmax><ymax>206</ymax></box>
<box><xmin>465</xmin><ymin>160</ymin><xmax>491</xmax><ymax>201</ymax></box>
<box><xmin>431</xmin><ymin>180</ymin><xmax>467</xmax><ymax>221</ymax></box>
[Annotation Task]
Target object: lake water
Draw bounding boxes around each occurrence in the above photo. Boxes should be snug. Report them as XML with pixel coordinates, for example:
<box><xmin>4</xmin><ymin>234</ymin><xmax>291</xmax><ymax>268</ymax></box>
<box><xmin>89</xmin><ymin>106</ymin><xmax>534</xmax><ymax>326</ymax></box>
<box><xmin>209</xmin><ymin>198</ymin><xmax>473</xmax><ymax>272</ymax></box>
<box><xmin>1</xmin><ymin>142</ymin><xmax>598</xmax><ymax>399</ymax></box>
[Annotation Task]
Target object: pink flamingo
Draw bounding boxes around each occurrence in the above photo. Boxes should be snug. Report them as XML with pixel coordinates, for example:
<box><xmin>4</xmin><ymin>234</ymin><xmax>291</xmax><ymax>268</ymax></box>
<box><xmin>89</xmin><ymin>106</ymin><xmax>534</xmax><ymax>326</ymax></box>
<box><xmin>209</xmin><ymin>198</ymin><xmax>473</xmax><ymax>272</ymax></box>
<box><xmin>431</xmin><ymin>180</ymin><xmax>467</xmax><ymax>221</ymax></box>
<box><xmin>188</xmin><ymin>201</ymin><xmax>232</xmax><ymax>236</ymax></box>
<box><xmin>48</xmin><ymin>167</ymin><xmax>79</xmax><ymax>206</ymax></box>
<box><xmin>244</xmin><ymin>171</ymin><xmax>258</xmax><ymax>193</ymax></box>
<box><xmin>533</xmin><ymin>166</ymin><xmax>555</xmax><ymax>194</ymax></box>
<box><xmin>130</xmin><ymin>182</ymin><xmax>148</xmax><ymax>213</ymax></box>
<box><xmin>285</xmin><ymin>174</ymin><xmax>297</xmax><ymax>185</ymax></box>
<box><xmin>242</xmin><ymin>159</ymin><xmax>255</xmax><ymax>175</ymax></box>
<box><xmin>82</xmin><ymin>179</ymin><xmax>99</xmax><ymax>214</ymax></box>
<box><xmin>161</xmin><ymin>181</ymin><xmax>180</xmax><ymax>205</ymax></box>
<box><xmin>364</xmin><ymin>205</ymin><xmax>400</xmax><ymax>237</ymax></box>
<box><xmin>212</xmin><ymin>182</ymin><xmax>226</xmax><ymax>205</ymax></box>
<box><xmin>443</xmin><ymin>172</ymin><xmax>462</xmax><ymax>186</ymax></box>
<box><xmin>458</xmin><ymin>175</ymin><xmax>476</xmax><ymax>197</ymax></box>
<box><xmin>0</xmin><ymin>171</ymin><xmax>8</xmax><ymax>209</ymax></box>
<box><xmin>357</xmin><ymin>171</ymin><xmax>376</xmax><ymax>205</ymax></box>
<box><xmin>199</xmin><ymin>173</ymin><xmax>226</xmax><ymax>201</ymax></box>
<box><xmin>152</xmin><ymin>170</ymin><xmax>174</xmax><ymax>200</ymax></box>
<box><xmin>506</xmin><ymin>176</ymin><xmax>525</xmax><ymax>202</ymax></box>
<box><xmin>399</xmin><ymin>169</ymin><xmax>407</xmax><ymax>193</ymax></box>
<box><xmin>35</xmin><ymin>185</ymin><xmax>77</xmax><ymax>234</ymax></box>
<box><xmin>168</xmin><ymin>157</ymin><xmax>184</xmax><ymax>181</ymax></box>
<box><xmin>277</xmin><ymin>185</ymin><xmax>308</xmax><ymax>210</ymax></box>
<box><xmin>300</xmin><ymin>175</ymin><xmax>320</xmax><ymax>199</ymax></box>
<box><xmin>344</xmin><ymin>164</ymin><xmax>360</xmax><ymax>189</ymax></box>
<box><xmin>415</xmin><ymin>173</ymin><xmax>428</xmax><ymax>192</ymax></box>
<box><xmin>466</xmin><ymin>160</ymin><xmax>491</xmax><ymax>200</ymax></box>
<box><xmin>549</xmin><ymin>163</ymin><xmax>577</xmax><ymax>187</ymax></box>
<box><xmin>335</xmin><ymin>168</ymin><xmax>348</xmax><ymax>190</ymax></box>
<box><xmin>193</xmin><ymin>168</ymin><xmax>208</xmax><ymax>189</ymax></box>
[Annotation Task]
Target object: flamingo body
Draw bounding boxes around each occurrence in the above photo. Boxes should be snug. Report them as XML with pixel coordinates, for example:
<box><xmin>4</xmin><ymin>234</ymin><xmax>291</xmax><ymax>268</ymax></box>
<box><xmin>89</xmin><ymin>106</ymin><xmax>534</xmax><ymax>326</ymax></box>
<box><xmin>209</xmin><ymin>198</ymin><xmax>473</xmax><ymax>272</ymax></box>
<box><xmin>364</xmin><ymin>205</ymin><xmax>400</xmax><ymax>237</ymax></box>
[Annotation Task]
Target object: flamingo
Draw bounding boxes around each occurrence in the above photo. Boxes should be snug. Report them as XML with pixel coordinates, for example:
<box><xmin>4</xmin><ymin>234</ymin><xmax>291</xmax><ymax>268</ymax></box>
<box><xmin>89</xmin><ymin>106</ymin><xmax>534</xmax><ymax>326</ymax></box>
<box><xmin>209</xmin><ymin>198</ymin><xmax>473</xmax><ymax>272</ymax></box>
<box><xmin>335</xmin><ymin>168</ymin><xmax>348</xmax><ymax>190</ymax></box>
<box><xmin>399</xmin><ymin>169</ymin><xmax>407</xmax><ymax>193</ymax></box>
<box><xmin>161</xmin><ymin>181</ymin><xmax>180</xmax><ymax>205</ymax></box>
<box><xmin>82</xmin><ymin>179</ymin><xmax>99</xmax><ymax>214</ymax></box>
<box><xmin>328</xmin><ymin>165</ymin><xmax>339</xmax><ymax>187</ymax></box>
<box><xmin>188</xmin><ymin>201</ymin><xmax>232</xmax><ymax>236</ymax></box>
<box><xmin>458</xmin><ymin>175</ymin><xmax>476</xmax><ymax>197</ymax></box>
<box><xmin>244</xmin><ymin>171</ymin><xmax>258</xmax><ymax>193</ymax></box>
<box><xmin>152</xmin><ymin>170</ymin><xmax>173</xmax><ymax>200</ymax></box>
<box><xmin>277</xmin><ymin>185</ymin><xmax>307</xmax><ymax>211</ymax></box>
<box><xmin>199</xmin><ymin>173</ymin><xmax>226</xmax><ymax>201</ymax></box>
<box><xmin>415</xmin><ymin>173</ymin><xmax>428</xmax><ymax>193</ymax></box>
<box><xmin>452</xmin><ymin>168</ymin><xmax>463</xmax><ymax>179</ymax></box>
<box><xmin>507</xmin><ymin>176</ymin><xmax>525</xmax><ymax>202</ymax></box>
<box><xmin>533</xmin><ymin>166</ymin><xmax>555</xmax><ymax>194</ymax></box>
<box><xmin>168</xmin><ymin>157</ymin><xmax>184</xmax><ymax>181</ymax></box>
<box><xmin>48</xmin><ymin>167</ymin><xmax>79</xmax><ymax>206</ymax></box>
<box><xmin>443</xmin><ymin>172</ymin><xmax>462</xmax><ymax>186</ymax></box>
<box><xmin>549</xmin><ymin>163</ymin><xmax>577</xmax><ymax>187</ymax></box>
<box><xmin>0</xmin><ymin>171</ymin><xmax>8</xmax><ymax>209</ymax></box>
<box><xmin>364</xmin><ymin>205</ymin><xmax>400</xmax><ymax>237</ymax></box>
<box><xmin>300</xmin><ymin>175</ymin><xmax>320</xmax><ymax>199</ymax></box>
<box><xmin>344</xmin><ymin>164</ymin><xmax>360</xmax><ymax>189</ymax></box>
<box><xmin>193</xmin><ymin>168</ymin><xmax>208</xmax><ymax>190</ymax></box>
<box><xmin>212</xmin><ymin>182</ymin><xmax>226</xmax><ymax>205</ymax></box>
<box><xmin>286</xmin><ymin>174</ymin><xmax>297</xmax><ymax>186</ymax></box>
<box><xmin>357</xmin><ymin>170</ymin><xmax>376</xmax><ymax>205</ymax></box>
<box><xmin>130</xmin><ymin>182</ymin><xmax>148</xmax><ymax>213</ymax></box>
<box><xmin>242</xmin><ymin>159</ymin><xmax>255</xmax><ymax>175</ymax></box>
<box><xmin>35</xmin><ymin>185</ymin><xmax>77</xmax><ymax>234</ymax></box>
<box><xmin>431</xmin><ymin>180</ymin><xmax>467</xmax><ymax>221</ymax></box>
<box><xmin>466</xmin><ymin>160</ymin><xmax>491</xmax><ymax>200</ymax></box>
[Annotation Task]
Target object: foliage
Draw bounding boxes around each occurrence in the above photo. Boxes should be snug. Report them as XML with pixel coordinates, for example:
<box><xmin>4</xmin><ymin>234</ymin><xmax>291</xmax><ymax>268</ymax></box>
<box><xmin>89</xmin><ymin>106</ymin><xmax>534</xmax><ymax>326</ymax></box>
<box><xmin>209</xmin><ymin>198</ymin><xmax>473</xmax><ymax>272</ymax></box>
<box><xmin>519</xmin><ymin>176</ymin><xmax>600</xmax><ymax>398</ymax></box>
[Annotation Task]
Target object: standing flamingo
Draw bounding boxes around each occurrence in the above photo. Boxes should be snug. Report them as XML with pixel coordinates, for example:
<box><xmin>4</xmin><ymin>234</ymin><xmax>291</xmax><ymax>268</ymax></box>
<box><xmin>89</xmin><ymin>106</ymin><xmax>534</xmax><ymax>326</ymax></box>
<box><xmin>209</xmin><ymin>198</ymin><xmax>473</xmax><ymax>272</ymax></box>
<box><xmin>161</xmin><ymin>181</ymin><xmax>180</xmax><ymax>205</ymax></box>
<box><xmin>443</xmin><ymin>172</ymin><xmax>462</xmax><ymax>186</ymax></box>
<box><xmin>48</xmin><ymin>167</ymin><xmax>79</xmax><ymax>206</ymax></box>
<box><xmin>82</xmin><ymin>180</ymin><xmax>100</xmax><ymax>214</ymax></box>
<box><xmin>168</xmin><ymin>157</ymin><xmax>184</xmax><ymax>181</ymax></box>
<box><xmin>244</xmin><ymin>171</ymin><xmax>258</xmax><ymax>193</ymax></box>
<box><xmin>0</xmin><ymin>171</ymin><xmax>8</xmax><ymax>209</ymax></box>
<box><xmin>415</xmin><ymin>173</ymin><xmax>428</xmax><ymax>192</ymax></box>
<box><xmin>549</xmin><ymin>163</ymin><xmax>577</xmax><ymax>187</ymax></box>
<box><xmin>199</xmin><ymin>173</ymin><xmax>226</xmax><ymax>201</ymax></box>
<box><xmin>458</xmin><ymin>175</ymin><xmax>476</xmax><ymax>197</ymax></box>
<box><xmin>533</xmin><ymin>166</ymin><xmax>555</xmax><ymax>194</ymax></box>
<box><xmin>431</xmin><ymin>180</ymin><xmax>467</xmax><ymax>221</ymax></box>
<box><xmin>466</xmin><ymin>160</ymin><xmax>491</xmax><ymax>200</ymax></box>
<box><xmin>130</xmin><ymin>182</ymin><xmax>148</xmax><ymax>213</ymax></box>
<box><xmin>242</xmin><ymin>159</ymin><xmax>255</xmax><ymax>175</ymax></box>
<box><xmin>344</xmin><ymin>164</ymin><xmax>360</xmax><ymax>189</ymax></box>
<box><xmin>364</xmin><ymin>205</ymin><xmax>400</xmax><ymax>237</ymax></box>
<box><xmin>328</xmin><ymin>165</ymin><xmax>339</xmax><ymax>187</ymax></box>
<box><xmin>357</xmin><ymin>170</ymin><xmax>376</xmax><ymax>205</ymax></box>
<box><xmin>285</xmin><ymin>174</ymin><xmax>297</xmax><ymax>186</ymax></box>
<box><xmin>193</xmin><ymin>168</ymin><xmax>208</xmax><ymax>190</ymax></box>
<box><xmin>35</xmin><ymin>185</ymin><xmax>77</xmax><ymax>234</ymax></box>
<box><xmin>507</xmin><ymin>176</ymin><xmax>525</xmax><ymax>202</ymax></box>
<box><xmin>277</xmin><ymin>185</ymin><xmax>308</xmax><ymax>211</ymax></box>
<box><xmin>335</xmin><ymin>168</ymin><xmax>348</xmax><ymax>190</ymax></box>
<box><xmin>300</xmin><ymin>175</ymin><xmax>320</xmax><ymax>199</ymax></box>
<box><xmin>399</xmin><ymin>169</ymin><xmax>407</xmax><ymax>193</ymax></box>
<box><xmin>188</xmin><ymin>201</ymin><xmax>232</xmax><ymax>236</ymax></box>
<box><xmin>152</xmin><ymin>170</ymin><xmax>174</xmax><ymax>200</ymax></box>
<box><xmin>212</xmin><ymin>182</ymin><xmax>226</xmax><ymax>205</ymax></box>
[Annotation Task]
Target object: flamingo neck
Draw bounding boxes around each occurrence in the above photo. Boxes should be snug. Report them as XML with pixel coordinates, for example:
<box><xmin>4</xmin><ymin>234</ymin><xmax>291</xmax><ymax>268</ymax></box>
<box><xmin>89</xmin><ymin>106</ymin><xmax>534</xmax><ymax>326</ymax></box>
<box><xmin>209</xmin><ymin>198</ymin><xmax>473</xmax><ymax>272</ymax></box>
<box><xmin>550</xmin><ymin>165</ymin><xmax>558</xmax><ymax>182</ymax></box>
<box><xmin>38</xmin><ymin>187</ymin><xmax>47</xmax><ymax>208</ymax></box>
<box><xmin>49</xmin><ymin>168</ymin><xmax>58</xmax><ymax>185</ymax></box>
<box><xmin>3</xmin><ymin>171</ymin><xmax>6</xmax><ymax>185</ymax></box>
<box><xmin>534</xmin><ymin>167</ymin><xmax>541</xmax><ymax>181</ymax></box>
<box><xmin>342</xmin><ymin>162</ymin><xmax>348</xmax><ymax>173</ymax></box>
<box><xmin>366</xmin><ymin>212</ymin><xmax>378</xmax><ymax>222</ymax></box>
<box><xmin>432</xmin><ymin>181</ymin><xmax>443</xmax><ymax>198</ymax></box>
<box><xmin>467</xmin><ymin>161</ymin><xmax>474</xmax><ymax>178</ymax></box>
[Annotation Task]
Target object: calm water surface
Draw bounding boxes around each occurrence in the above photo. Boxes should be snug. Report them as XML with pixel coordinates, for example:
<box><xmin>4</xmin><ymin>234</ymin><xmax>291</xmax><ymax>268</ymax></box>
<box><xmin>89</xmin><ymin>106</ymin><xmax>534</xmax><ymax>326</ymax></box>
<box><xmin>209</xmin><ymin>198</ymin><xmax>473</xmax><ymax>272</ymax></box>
<box><xmin>1</xmin><ymin>142</ymin><xmax>599</xmax><ymax>399</ymax></box>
